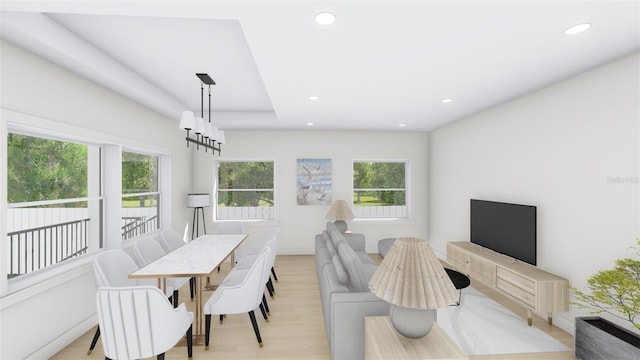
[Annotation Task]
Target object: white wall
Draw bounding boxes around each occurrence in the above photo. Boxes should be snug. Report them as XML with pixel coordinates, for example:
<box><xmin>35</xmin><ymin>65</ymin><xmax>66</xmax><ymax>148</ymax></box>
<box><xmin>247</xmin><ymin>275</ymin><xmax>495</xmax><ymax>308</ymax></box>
<box><xmin>0</xmin><ymin>40</ymin><xmax>193</xmax><ymax>359</ymax></box>
<box><xmin>428</xmin><ymin>52</ymin><xmax>639</xmax><ymax>334</ymax></box>
<box><xmin>192</xmin><ymin>130</ymin><xmax>431</xmax><ymax>255</ymax></box>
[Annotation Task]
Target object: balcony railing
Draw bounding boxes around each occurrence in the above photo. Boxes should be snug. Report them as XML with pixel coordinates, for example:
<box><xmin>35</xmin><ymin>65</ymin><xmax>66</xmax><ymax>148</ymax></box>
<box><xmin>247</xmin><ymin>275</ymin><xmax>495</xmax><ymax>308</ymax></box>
<box><xmin>7</xmin><ymin>218</ymin><xmax>90</xmax><ymax>279</ymax></box>
<box><xmin>121</xmin><ymin>215</ymin><xmax>159</xmax><ymax>240</ymax></box>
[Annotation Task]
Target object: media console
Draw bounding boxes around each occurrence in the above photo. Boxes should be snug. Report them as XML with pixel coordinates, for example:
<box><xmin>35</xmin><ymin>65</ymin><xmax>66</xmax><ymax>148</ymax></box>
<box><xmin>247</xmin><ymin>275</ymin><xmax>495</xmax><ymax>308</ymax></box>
<box><xmin>446</xmin><ymin>242</ymin><xmax>569</xmax><ymax>326</ymax></box>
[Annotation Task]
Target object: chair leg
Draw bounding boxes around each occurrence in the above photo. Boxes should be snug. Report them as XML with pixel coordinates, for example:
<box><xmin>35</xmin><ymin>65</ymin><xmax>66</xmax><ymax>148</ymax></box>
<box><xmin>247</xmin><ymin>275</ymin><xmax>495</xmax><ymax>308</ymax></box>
<box><xmin>266</xmin><ymin>280</ymin><xmax>274</xmax><ymax>298</ymax></box>
<box><xmin>262</xmin><ymin>294</ymin><xmax>271</xmax><ymax>316</ymax></box>
<box><xmin>189</xmin><ymin>277</ymin><xmax>195</xmax><ymax>300</ymax></box>
<box><xmin>87</xmin><ymin>326</ymin><xmax>100</xmax><ymax>354</ymax></box>
<box><xmin>248</xmin><ymin>310</ymin><xmax>263</xmax><ymax>347</ymax></box>
<box><xmin>259</xmin><ymin>302</ymin><xmax>269</xmax><ymax>321</ymax></box>
<box><xmin>205</xmin><ymin>314</ymin><xmax>211</xmax><ymax>350</ymax></box>
<box><xmin>267</xmin><ymin>277</ymin><xmax>276</xmax><ymax>294</ymax></box>
<box><xmin>157</xmin><ymin>353</ymin><xmax>165</xmax><ymax>360</ymax></box>
<box><xmin>173</xmin><ymin>290</ymin><xmax>179</xmax><ymax>308</ymax></box>
<box><xmin>271</xmin><ymin>266</ymin><xmax>278</xmax><ymax>282</ymax></box>
<box><xmin>186</xmin><ymin>324</ymin><xmax>193</xmax><ymax>358</ymax></box>
<box><xmin>219</xmin><ymin>314</ymin><xmax>224</xmax><ymax>324</ymax></box>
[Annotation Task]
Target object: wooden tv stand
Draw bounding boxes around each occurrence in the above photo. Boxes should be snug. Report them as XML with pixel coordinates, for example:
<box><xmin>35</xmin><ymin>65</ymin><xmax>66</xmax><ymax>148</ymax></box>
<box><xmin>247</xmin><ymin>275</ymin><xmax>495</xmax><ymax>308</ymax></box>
<box><xmin>446</xmin><ymin>242</ymin><xmax>568</xmax><ymax>326</ymax></box>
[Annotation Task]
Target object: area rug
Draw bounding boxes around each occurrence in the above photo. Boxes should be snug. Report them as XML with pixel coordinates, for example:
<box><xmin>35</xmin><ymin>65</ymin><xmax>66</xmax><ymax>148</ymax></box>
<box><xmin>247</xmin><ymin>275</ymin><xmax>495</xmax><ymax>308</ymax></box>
<box><xmin>436</xmin><ymin>286</ymin><xmax>570</xmax><ymax>355</ymax></box>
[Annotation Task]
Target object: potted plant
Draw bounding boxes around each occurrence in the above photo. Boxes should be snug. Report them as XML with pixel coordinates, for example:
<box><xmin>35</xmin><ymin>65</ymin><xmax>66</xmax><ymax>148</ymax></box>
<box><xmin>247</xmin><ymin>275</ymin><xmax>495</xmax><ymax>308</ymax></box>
<box><xmin>571</xmin><ymin>238</ymin><xmax>640</xmax><ymax>360</ymax></box>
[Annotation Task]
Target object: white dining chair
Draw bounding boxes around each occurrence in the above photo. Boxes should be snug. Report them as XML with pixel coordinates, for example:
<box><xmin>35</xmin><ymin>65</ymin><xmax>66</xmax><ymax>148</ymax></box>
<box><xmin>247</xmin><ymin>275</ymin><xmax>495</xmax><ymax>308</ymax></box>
<box><xmin>131</xmin><ymin>235</ymin><xmax>189</xmax><ymax>308</ymax></box>
<box><xmin>96</xmin><ymin>286</ymin><xmax>193</xmax><ymax>360</ymax></box>
<box><xmin>158</xmin><ymin>229</ymin><xmax>196</xmax><ymax>300</ymax></box>
<box><xmin>236</xmin><ymin>229</ymin><xmax>279</xmax><ymax>298</ymax></box>
<box><xmin>87</xmin><ymin>249</ymin><xmax>159</xmax><ymax>355</ymax></box>
<box><xmin>203</xmin><ymin>248</ymin><xmax>271</xmax><ymax>350</ymax></box>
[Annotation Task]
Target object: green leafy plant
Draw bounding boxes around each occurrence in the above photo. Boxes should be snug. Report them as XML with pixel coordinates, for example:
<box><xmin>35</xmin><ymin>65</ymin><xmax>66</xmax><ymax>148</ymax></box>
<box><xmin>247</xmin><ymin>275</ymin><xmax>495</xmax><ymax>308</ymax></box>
<box><xmin>572</xmin><ymin>239</ymin><xmax>640</xmax><ymax>330</ymax></box>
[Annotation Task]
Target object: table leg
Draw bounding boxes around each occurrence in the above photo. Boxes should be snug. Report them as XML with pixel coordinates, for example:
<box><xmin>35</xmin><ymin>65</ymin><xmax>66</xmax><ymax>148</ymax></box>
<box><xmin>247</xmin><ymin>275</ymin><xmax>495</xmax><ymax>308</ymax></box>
<box><xmin>196</xmin><ymin>276</ymin><xmax>202</xmax><ymax>336</ymax></box>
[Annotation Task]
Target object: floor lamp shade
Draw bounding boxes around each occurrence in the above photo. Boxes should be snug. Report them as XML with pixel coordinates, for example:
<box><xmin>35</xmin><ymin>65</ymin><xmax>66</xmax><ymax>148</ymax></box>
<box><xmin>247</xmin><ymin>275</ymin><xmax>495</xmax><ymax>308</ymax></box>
<box><xmin>187</xmin><ymin>193</ymin><xmax>211</xmax><ymax>208</ymax></box>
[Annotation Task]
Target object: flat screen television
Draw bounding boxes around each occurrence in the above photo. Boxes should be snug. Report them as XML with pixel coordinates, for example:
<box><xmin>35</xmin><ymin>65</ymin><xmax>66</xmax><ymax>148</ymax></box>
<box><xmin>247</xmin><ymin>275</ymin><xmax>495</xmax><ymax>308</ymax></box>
<box><xmin>470</xmin><ymin>199</ymin><xmax>537</xmax><ymax>266</ymax></box>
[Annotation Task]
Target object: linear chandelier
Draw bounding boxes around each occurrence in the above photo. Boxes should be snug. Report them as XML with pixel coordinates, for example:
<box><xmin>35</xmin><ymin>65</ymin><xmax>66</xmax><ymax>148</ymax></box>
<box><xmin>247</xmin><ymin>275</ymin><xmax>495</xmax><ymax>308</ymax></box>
<box><xmin>179</xmin><ymin>73</ymin><xmax>225</xmax><ymax>155</ymax></box>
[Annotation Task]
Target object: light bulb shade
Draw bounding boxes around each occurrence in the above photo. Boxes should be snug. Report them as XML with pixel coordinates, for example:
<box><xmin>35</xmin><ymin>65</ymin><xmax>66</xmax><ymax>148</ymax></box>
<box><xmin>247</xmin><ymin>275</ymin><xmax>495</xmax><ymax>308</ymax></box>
<box><xmin>218</xmin><ymin>130</ymin><xmax>226</xmax><ymax>144</ymax></box>
<box><xmin>369</xmin><ymin>237</ymin><xmax>457</xmax><ymax>309</ymax></box>
<box><xmin>325</xmin><ymin>200</ymin><xmax>354</xmax><ymax>221</ymax></box>
<box><xmin>210</xmin><ymin>126</ymin><xmax>221</xmax><ymax>142</ymax></box>
<box><xmin>203</xmin><ymin>122</ymin><xmax>213</xmax><ymax>139</ymax></box>
<box><xmin>179</xmin><ymin>111</ymin><xmax>195</xmax><ymax>130</ymax></box>
<box><xmin>186</xmin><ymin>193</ymin><xmax>211</xmax><ymax>208</ymax></box>
<box><xmin>194</xmin><ymin>117</ymin><xmax>205</xmax><ymax>135</ymax></box>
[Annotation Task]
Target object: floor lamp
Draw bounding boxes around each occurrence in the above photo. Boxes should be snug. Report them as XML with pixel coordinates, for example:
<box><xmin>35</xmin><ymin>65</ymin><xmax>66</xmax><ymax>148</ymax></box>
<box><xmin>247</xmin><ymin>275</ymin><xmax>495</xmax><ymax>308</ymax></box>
<box><xmin>187</xmin><ymin>193</ymin><xmax>211</xmax><ymax>240</ymax></box>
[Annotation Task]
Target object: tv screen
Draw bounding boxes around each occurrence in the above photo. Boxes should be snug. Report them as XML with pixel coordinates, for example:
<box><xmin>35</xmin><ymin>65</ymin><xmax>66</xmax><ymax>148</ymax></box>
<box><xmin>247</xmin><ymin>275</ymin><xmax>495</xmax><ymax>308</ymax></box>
<box><xmin>470</xmin><ymin>199</ymin><xmax>537</xmax><ymax>266</ymax></box>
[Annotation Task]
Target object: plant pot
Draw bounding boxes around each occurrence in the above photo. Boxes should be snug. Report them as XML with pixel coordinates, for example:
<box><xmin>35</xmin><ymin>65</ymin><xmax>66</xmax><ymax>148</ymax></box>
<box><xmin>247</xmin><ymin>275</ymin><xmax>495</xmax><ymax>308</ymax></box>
<box><xmin>575</xmin><ymin>316</ymin><xmax>640</xmax><ymax>360</ymax></box>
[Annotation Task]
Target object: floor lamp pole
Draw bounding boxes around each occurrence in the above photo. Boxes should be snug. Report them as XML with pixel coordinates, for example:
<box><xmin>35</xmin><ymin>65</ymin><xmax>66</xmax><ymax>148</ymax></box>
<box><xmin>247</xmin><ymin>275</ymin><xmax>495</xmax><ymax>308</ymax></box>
<box><xmin>191</xmin><ymin>207</ymin><xmax>207</xmax><ymax>240</ymax></box>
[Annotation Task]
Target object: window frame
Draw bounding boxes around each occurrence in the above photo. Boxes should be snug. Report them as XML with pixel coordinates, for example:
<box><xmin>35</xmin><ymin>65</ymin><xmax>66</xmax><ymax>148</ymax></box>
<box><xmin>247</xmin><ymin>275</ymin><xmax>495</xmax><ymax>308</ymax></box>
<box><xmin>214</xmin><ymin>159</ymin><xmax>275</xmax><ymax>221</ymax></box>
<box><xmin>352</xmin><ymin>159</ymin><xmax>410</xmax><ymax>219</ymax></box>
<box><xmin>6</xmin><ymin>129</ymin><xmax>104</xmax><ymax>282</ymax></box>
<box><xmin>120</xmin><ymin>149</ymin><xmax>161</xmax><ymax>240</ymax></box>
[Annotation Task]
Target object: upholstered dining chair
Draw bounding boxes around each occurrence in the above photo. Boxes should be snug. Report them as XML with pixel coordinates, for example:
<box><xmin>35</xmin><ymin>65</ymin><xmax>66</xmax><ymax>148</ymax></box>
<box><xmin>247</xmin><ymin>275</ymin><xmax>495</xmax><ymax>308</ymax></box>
<box><xmin>157</xmin><ymin>229</ymin><xmax>196</xmax><ymax>300</ymax></box>
<box><xmin>131</xmin><ymin>235</ymin><xmax>190</xmax><ymax>308</ymax></box>
<box><xmin>236</xmin><ymin>229</ymin><xmax>279</xmax><ymax>298</ymax></box>
<box><xmin>204</xmin><ymin>248</ymin><xmax>271</xmax><ymax>350</ymax></box>
<box><xmin>234</xmin><ymin>229</ymin><xmax>278</xmax><ymax>310</ymax></box>
<box><xmin>87</xmin><ymin>249</ymin><xmax>159</xmax><ymax>355</ymax></box>
<box><xmin>96</xmin><ymin>286</ymin><xmax>193</xmax><ymax>360</ymax></box>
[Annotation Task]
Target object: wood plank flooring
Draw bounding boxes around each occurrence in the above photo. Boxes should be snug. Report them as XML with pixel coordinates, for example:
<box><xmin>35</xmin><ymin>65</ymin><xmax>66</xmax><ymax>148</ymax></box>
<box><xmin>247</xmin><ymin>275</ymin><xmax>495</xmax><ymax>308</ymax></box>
<box><xmin>51</xmin><ymin>255</ymin><xmax>575</xmax><ymax>360</ymax></box>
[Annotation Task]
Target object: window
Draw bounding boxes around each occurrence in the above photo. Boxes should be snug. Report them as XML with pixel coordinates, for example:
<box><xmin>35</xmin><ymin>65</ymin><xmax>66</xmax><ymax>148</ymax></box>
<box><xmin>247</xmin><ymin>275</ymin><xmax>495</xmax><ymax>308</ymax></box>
<box><xmin>121</xmin><ymin>151</ymin><xmax>160</xmax><ymax>239</ymax></box>
<box><xmin>353</xmin><ymin>161</ymin><xmax>408</xmax><ymax>218</ymax></box>
<box><xmin>6</xmin><ymin>133</ymin><xmax>102</xmax><ymax>279</ymax></box>
<box><xmin>216</xmin><ymin>161</ymin><xmax>274</xmax><ymax>220</ymax></box>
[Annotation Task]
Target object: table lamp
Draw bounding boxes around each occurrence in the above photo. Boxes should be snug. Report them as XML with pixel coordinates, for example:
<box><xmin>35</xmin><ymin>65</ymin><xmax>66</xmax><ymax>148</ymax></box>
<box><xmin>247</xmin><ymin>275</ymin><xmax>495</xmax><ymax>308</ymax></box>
<box><xmin>369</xmin><ymin>237</ymin><xmax>457</xmax><ymax>338</ymax></box>
<box><xmin>325</xmin><ymin>200</ymin><xmax>354</xmax><ymax>233</ymax></box>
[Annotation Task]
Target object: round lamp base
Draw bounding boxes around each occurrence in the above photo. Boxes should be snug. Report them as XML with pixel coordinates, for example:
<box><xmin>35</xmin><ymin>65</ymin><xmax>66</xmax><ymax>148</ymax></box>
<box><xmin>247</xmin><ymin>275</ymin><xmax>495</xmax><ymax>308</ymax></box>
<box><xmin>389</xmin><ymin>304</ymin><xmax>436</xmax><ymax>339</ymax></box>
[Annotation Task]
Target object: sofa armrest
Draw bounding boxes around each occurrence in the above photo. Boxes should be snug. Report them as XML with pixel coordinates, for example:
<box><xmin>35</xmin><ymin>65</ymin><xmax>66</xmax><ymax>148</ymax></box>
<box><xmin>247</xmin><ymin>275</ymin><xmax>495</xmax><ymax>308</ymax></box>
<box><xmin>330</xmin><ymin>291</ymin><xmax>389</xmax><ymax>360</ymax></box>
<box><xmin>343</xmin><ymin>233</ymin><xmax>366</xmax><ymax>251</ymax></box>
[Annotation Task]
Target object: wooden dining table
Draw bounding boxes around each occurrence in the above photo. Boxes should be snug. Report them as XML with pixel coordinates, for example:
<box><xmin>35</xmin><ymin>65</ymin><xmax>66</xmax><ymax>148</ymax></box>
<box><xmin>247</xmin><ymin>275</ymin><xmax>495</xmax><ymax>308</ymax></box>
<box><xmin>129</xmin><ymin>233</ymin><xmax>248</xmax><ymax>341</ymax></box>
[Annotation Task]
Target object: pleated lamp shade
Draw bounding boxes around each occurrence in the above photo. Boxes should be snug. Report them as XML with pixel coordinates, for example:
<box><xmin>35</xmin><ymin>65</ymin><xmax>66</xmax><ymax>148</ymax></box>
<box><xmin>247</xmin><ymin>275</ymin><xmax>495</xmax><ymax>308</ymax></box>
<box><xmin>325</xmin><ymin>200</ymin><xmax>354</xmax><ymax>221</ymax></box>
<box><xmin>369</xmin><ymin>237</ymin><xmax>457</xmax><ymax>309</ymax></box>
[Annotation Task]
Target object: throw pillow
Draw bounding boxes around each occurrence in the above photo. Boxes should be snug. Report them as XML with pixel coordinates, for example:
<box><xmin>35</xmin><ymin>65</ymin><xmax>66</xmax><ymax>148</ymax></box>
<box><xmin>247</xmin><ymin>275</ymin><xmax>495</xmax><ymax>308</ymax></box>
<box><xmin>337</xmin><ymin>241</ymin><xmax>370</xmax><ymax>292</ymax></box>
<box><xmin>332</xmin><ymin>255</ymin><xmax>349</xmax><ymax>285</ymax></box>
<box><xmin>330</xmin><ymin>228</ymin><xmax>346</xmax><ymax>247</ymax></box>
<box><xmin>326</xmin><ymin>237</ymin><xmax>337</xmax><ymax>257</ymax></box>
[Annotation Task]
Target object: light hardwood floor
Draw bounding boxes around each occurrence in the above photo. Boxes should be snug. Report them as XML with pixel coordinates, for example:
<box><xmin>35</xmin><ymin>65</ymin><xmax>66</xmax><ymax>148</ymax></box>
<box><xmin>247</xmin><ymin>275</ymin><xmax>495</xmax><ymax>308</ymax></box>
<box><xmin>52</xmin><ymin>255</ymin><xmax>575</xmax><ymax>360</ymax></box>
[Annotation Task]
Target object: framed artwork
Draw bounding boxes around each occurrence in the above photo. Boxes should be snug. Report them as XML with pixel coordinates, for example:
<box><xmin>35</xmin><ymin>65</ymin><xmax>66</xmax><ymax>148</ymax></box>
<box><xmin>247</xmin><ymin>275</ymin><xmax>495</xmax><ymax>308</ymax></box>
<box><xmin>297</xmin><ymin>158</ymin><xmax>332</xmax><ymax>205</ymax></box>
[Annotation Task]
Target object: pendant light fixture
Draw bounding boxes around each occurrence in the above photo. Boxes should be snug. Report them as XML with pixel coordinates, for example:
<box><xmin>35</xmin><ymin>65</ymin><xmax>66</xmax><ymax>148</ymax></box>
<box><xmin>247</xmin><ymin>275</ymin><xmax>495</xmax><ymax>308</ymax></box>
<box><xmin>179</xmin><ymin>73</ymin><xmax>224</xmax><ymax>155</ymax></box>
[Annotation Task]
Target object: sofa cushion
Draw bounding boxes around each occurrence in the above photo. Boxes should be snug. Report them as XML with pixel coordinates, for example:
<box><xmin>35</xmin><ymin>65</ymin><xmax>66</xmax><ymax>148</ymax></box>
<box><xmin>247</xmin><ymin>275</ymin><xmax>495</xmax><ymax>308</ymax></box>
<box><xmin>330</xmin><ymin>228</ymin><xmax>347</xmax><ymax>247</ymax></box>
<box><xmin>337</xmin><ymin>241</ymin><xmax>372</xmax><ymax>292</ymax></box>
<box><xmin>326</xmin><ymin>238</ymin><xmax>337</xmax><ymax>257</ymax></box>
<box><xmin>332</xmin><ymin>255</ymin><xmax>349</xmax><ymax>285</ymax></box>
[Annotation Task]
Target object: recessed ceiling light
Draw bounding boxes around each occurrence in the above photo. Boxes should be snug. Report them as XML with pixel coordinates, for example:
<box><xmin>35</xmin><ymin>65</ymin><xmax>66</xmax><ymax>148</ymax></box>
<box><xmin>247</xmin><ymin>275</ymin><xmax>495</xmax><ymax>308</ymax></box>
<box><xmin>307</xmin><ymin>122</ymin><xmax>314</xmax><ymax>126</ymax></box>
<box><xmin>315</xmin><ymin>12</ymin><xmax>336</xmax><ymax>25</ymax></box>
<box><xmin>309</xmin><ymin>96</ymin><xmax>319</xmax><ymax>101</ymax></box>
<box><xmin>441</xmin><ymin>98</ymin><xmax>453</xmax><ymax>103</ymax></box>
<box><xmin>399</xmin><ymin>124</ymin><xmax>406</xmax><ymax>127</ymax></box>
<box><xmin>564</xmin><ymin>23</ymin><xmax>591</xmax><ymax>35</ymax></box>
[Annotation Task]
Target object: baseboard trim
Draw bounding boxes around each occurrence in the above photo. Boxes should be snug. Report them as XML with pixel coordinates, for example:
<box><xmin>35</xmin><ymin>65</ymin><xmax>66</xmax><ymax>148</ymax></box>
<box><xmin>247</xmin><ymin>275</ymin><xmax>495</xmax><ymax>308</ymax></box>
<box><xmin>26</xmin><ymin>315</ymin><xmax>97</xmax><ymax>360</ymax></box>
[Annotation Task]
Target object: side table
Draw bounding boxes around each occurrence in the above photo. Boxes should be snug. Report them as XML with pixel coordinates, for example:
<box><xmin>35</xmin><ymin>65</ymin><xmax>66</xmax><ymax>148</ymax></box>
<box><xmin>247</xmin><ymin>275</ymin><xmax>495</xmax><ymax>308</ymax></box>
<box><xmin>365</xmin><ymin>316</ymin><xmax>468</xmax><ymax>360</ymax></box>
<box><xmin>445</xmin><ymin>268</ymin><xmax>471</xmax><ymax>305</ymax></box>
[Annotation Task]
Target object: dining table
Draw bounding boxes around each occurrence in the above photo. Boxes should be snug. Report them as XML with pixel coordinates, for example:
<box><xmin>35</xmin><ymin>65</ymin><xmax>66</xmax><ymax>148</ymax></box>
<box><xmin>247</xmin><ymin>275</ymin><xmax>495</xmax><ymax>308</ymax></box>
<box><xmin>129</xmin><ymin>233</ymin><xmax>248</xmax><ymax>342</ymax></box>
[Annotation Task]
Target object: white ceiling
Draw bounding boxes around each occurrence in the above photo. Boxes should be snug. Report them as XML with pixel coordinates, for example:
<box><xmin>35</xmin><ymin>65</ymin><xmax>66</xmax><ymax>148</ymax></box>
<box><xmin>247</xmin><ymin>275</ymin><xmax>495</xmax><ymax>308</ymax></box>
<box><xmin>1</xmin><ymin>1</ymin><xmax>639</xmax><ymax>131</ymax></box>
